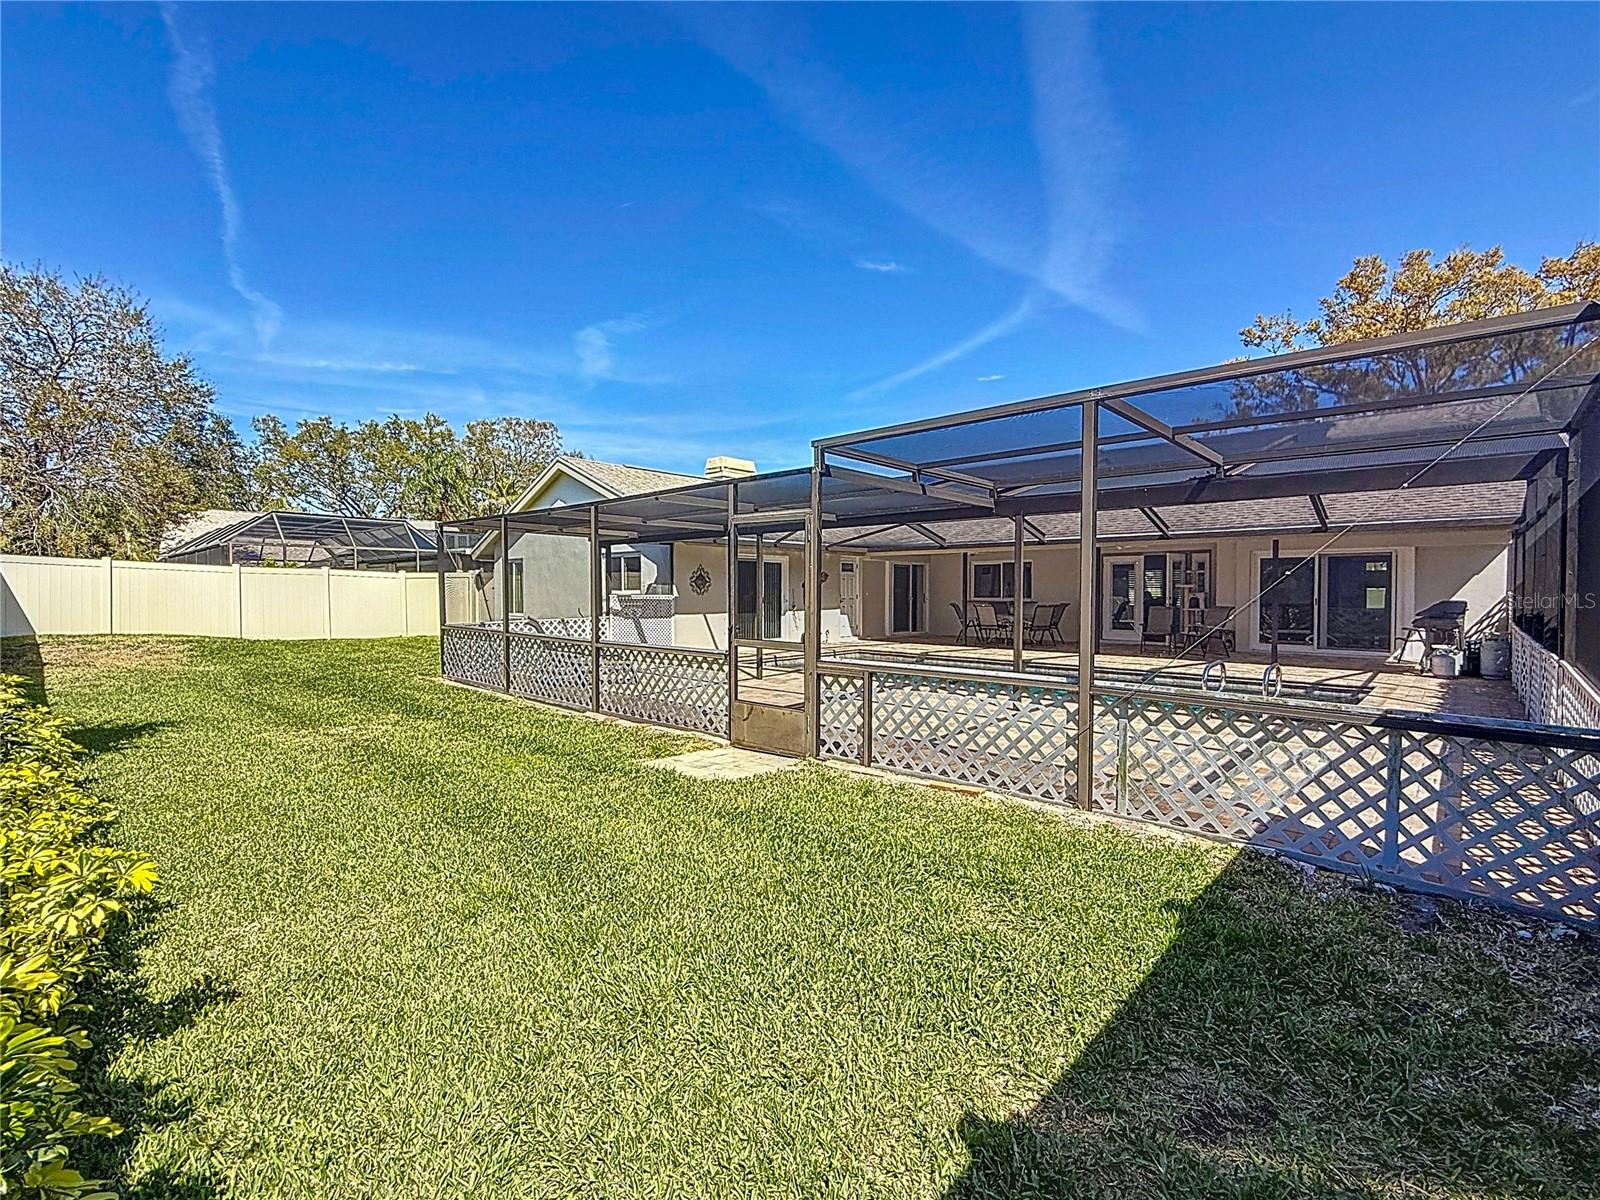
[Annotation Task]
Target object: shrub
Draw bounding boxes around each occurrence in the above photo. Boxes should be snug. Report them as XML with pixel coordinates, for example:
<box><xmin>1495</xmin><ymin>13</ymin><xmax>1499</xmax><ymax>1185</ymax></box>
<box><xmin>0</xmin><ymin>676</ymin><xmax>157</xmax><ymax>1198</ymax></box>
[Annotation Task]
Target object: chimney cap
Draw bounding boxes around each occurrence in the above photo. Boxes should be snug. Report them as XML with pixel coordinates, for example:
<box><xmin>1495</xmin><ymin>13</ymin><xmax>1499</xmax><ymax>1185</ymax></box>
<box><xmin>704</xmin><ymin>455</ymin><xmax>757</xmax><ymax>480</ymax></box>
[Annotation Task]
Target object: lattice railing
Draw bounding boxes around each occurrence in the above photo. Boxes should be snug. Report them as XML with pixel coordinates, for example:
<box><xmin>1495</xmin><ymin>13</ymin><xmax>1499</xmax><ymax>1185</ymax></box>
<box><xmin>1392</xmin><ymin>731</ymin><xmax>1599</xmax><ymax>923</ymax></box>
<box><xmin>1512</xmin><ymin>625</ymin><xmax>1600</xmax><ymax>729</ymax></box>
<box><xmin>508</xmin><ymin>633</ymin><xmax>591</xmax><ymax>710</ymax></box>
<box><xmin>598</xmin><ymin>644</ymin><xmax>727</xmax><ymax>736</ymax></box>
<box><xmin>818</xmin><ymin>672</ymin><xmax>864</xmax><ymax>762</ymax></box>
<box><xmin>441</xmin><ymin>625</ymin><xmax>502</xmax><ymax>689</ymax></box>
<box><xmin>833</xmin><ymin>668</ymin><xmax>1079</xmax><ymax>805</ymax></box>
<box><xmin>816</xmin><ymin>658</ymin><xmax>1599</xmax><ymax>927</ymax></box>
<box><xmin>1095</xmin><ymin>693</ymin><xmax>1395</xmax><ymax>863</ymax></box>
<box><xmin>1093</xmin><ymin>689</ymin><xmax>1600</xmax><ymax>927</ymax></box>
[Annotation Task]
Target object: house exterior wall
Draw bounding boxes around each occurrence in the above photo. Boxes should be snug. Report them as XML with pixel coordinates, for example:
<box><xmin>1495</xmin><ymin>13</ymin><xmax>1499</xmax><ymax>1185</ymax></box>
<box><xmin>489</xmin><ymin>471</ymin><xmax>674</xmax><ymax>620</ymax></box>
<box><xmin>667</xmin><ymin>542</ymin><xmax>848</xmax><ymax>648</ymax></box>
<box><xmin>858</xmin><ymin>524</ymin><xmax>1511</xmax><ymax>655</ymax></box>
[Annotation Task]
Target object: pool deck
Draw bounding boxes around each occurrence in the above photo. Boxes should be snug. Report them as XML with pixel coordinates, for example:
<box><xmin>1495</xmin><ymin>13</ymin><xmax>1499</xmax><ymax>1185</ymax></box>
<box><xmin>733</xmin><ymin>636</ymin><xmax>1523</xmax><ymax>720</ymax></box>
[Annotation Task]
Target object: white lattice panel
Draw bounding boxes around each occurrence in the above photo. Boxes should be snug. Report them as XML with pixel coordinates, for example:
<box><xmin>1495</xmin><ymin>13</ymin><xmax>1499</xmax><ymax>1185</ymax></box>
<box><xmin>598</xmin><ymin>645</ymin><xmax>728</xmax><ymax>736</ymax></box>
<box><xmin>508</xmin><ymin>634</ymin><xmax>592</xmax><ymax>710</ymax></box>
<box><xmin>1393</xmin><ymin>734</ymin><xmax>1600</xmax><ymax>925</ymax></box>
<box><xmin>1099</xmin><ymin>695</ymin><xmax>1391</xmax><ymax>866</ymax></box>
<box><xmin>441</xmin><ymin>626</ymin><xmax>502</xmax><ymax>689</ymax></box>
<box><xmin>868</xmin><ymin>672</ymin><xmax>1077</xmax><ymax>804</ymax></box>
<box><xmin>818</xmin><ymin>673</ymin><xmax>864</xmax><ymax>761</ymax></box>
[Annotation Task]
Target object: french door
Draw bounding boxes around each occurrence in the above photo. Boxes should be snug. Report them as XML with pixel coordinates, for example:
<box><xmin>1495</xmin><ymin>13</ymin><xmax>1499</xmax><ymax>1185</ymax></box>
<box><xmin>1102</xmin><ymin>556</ymin><xmax>1142</xmax><ymax>642</ymax></box>
<box><xmin>889</xmin><ymin>562</ymin><xmax>925</xmax><ymax>634</ymax></box>
<box><xmin>837</xmin><ymin>558</ymin><xmax>861</xmax><ymax>638</ymax></box>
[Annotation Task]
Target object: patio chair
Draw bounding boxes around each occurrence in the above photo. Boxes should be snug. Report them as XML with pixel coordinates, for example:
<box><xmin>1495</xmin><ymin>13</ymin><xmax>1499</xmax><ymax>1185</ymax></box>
<box><xmin>1043</xmin><ymin>601</ymin><xmax>1070</xmax><ymax>645</ymax></box>
<box><xmin>1023</xmin><ymin>603</ymin><xmax>1054</xmax><ymax>646</ymax></box>
<box><xmin>973</xmin><ymin>601</ymin><xmax>1008</xmax><ymax>645</ymax></box>
<box><xmin>949</xmin><ymin>602</ymin><xmax>981</xmax><ymax>646</ymax></box>
<box><xmin>1143</xmin><ymin>605</ymin><xmax>1178</xmax><ymax>652</ymax></box>
<box><xmin>1197</xmin><ymin>606</ymin><xmax>1235</xmax><ymax>658</ymax></box>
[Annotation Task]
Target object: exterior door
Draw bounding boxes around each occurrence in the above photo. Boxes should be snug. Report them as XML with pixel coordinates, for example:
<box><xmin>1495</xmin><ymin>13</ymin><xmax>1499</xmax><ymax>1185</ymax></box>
<box><xmin>1102</xmin><ymin>556</ymin><xmax>1142</xmax><ymax>642</ymax></box>
<box><xmin>1322</xmin><ymin>553</ymin><xmax>1393</xmax><ymax>650</ymax></box>
<box><xmin>837</xmin><ymin>558</ymin><xmax>861</xmax><ymax>638</ymax></box>
<box><xmin>889</xmin><ymin>562</ymin><xmax>926</xmax><ymax>634</ymax></box>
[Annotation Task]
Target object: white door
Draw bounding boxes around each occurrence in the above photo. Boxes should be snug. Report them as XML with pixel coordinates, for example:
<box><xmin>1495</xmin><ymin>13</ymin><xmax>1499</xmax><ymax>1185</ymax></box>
<box><xmin>837</xmin><ymin>558</ymin><xmax>861</xmax><ymax>639</ymax></box>
<box><xmin>1102</xmin><ymin>555</ymin><xmax>1143</xmax><ymax>643</ymax></box>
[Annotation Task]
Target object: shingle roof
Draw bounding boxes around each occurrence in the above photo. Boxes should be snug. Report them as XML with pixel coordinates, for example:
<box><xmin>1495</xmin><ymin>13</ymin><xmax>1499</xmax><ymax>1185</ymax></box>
<box><xmin>561</xmin><ymin>457</ymin><xmax>704</xmax><ymax>498</ymax></box>
<box><xmin>821</xmin><ymin>480</ymin><xmax>1524</xmax><ymax>551</ymax></box>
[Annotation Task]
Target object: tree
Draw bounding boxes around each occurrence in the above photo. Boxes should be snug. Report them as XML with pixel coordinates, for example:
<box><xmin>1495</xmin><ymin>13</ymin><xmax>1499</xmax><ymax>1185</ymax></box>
<box><xmin>462</xmin><ymin>416</ymin><xmax>565</xmax><ymax>512</ymax></box>
<box><xmin>0</xmin><ymin>264</ymin><xmax>248</xmax><ymax>558</ymax></box>
<box><xmin>246</xmin><ymin>413</ymin><xmax>568</xmax><ymax>520</ymax></box>
<box><xmin>1220</xmin><ymin>242</ymin><xmax>1599</xmax><ymax>418</ymax></box>
<box><xmin>248</xmin><ymin>414</ymin><xmax>368</xmax><ymax>515</ymax></box>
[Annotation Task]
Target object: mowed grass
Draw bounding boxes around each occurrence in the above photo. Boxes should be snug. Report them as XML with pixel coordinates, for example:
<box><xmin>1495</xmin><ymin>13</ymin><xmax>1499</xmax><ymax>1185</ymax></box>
<box><xmin>10</xmin><ymin>635</ymin><xmax>1597</xmax><ymax>1199</ymax></box>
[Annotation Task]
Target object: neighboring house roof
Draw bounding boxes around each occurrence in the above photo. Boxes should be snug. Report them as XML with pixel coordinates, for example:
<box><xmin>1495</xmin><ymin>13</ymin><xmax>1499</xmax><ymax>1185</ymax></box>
<box><xmin>504</xmin><ymin>455</ymin><xmax>704</xmax><ymax>513</ymax></box>
<box><xmin>159</xmin><ymin>509</ymin><xmax>259</xmax><ymax>557</ymax></box>
<box><xmin>473</xmin><ymin>456</ymin><xmax>709</xmax><ymax>557</ymax></box>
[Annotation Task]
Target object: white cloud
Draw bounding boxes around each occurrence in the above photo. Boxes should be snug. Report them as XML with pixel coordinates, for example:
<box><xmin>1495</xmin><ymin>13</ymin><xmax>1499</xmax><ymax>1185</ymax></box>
<box><xmin>854</xmin><ymin>258</ymin><xmax>906</xmax><ymax>273</ymax></box>
<box><xmin>573</xmin><ymin>315</ymin><xmax>656</xmax><ymax>382</ymax></box>
<box><xmin>160</xmin><ymin>3</ymin><xmax>282</xmax><ymax>349</ymax></box>
<box><xmin>691</xmin><ymin>5</ymin><xmax>1137</xmax><ymax>395</ymax></box>
<box><xmin>849</xmin><ymin>291</ymin><xmax>1039</xmax><ymax>400</ymax></box>
<box><xmin>977</xmin><ymin>374</ymin><xmax>1005</xmax><ymax>382</ymax></box>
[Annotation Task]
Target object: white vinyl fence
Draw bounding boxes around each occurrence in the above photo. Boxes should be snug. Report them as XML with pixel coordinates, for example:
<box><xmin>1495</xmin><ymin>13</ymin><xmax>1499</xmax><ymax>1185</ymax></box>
<box><xmin>1</xmin><ymin>554</ymin><xmax>462</xmax><ymax>640</ymax></box>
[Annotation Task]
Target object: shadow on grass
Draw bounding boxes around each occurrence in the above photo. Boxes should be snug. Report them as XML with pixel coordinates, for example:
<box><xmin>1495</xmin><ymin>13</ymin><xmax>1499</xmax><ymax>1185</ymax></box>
<box><xmin>74</xmin><ymin>720</ymin><xmax>174</xmax><ymax>760</ymax></box>
<box><xmin>75</xmin><ymin>899</ymin><xmax>237</xmax><ymax>1199</ymax></box>
<box><xmin>945</xmin><ymin>853</ymin><xmax>1599</xmax><ymax>1199</ymax></box>
<box><xmin>0</xmin><ymin>634</ymin><xmax>47</xmax><ymax>703</ymax></box>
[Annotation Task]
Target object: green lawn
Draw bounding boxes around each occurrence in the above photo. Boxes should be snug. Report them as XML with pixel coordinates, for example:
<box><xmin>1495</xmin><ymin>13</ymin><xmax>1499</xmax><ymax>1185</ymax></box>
<box><xmin>8</xmin><ymin>636</ymin><xmax>1597</xmax><ymax>1199</ymax></box>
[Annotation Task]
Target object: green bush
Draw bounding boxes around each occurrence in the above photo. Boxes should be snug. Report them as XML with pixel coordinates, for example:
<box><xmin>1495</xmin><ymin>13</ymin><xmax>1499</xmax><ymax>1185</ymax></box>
<box><xmin>0</xmin><ymin>676</ymin><xmax>157</xmax><ymax>1199</ymax></box>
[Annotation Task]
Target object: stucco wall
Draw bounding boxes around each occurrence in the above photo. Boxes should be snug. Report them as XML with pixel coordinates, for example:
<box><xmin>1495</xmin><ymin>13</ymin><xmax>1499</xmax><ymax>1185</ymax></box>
<box><xmin>856</xmin><ymin>525</ymin><xmax>1511</xmax><ymax>655</ymax></box>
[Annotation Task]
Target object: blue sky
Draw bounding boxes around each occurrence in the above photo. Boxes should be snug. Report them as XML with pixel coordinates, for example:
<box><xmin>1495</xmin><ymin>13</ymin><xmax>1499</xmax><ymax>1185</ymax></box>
<box><xmin>4</xmin><ymin>2</ymin><xmax>1597</xmax><ymax>473</ymax></box>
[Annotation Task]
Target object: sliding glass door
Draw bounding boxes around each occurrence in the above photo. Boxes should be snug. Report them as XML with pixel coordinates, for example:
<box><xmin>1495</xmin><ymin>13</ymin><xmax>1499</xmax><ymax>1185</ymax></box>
<box><xmin>1322</xmin><ymin>554</ymin><xmax>1392</xmax><ymax>651</ymax></box>
<box><xmin>1259</xmin><ymin>556</ymin><xmax>1316</xmax><ymax>646</ymax></box>
<box><xmin>890</xmin><ymin>562</ymin><xmax>925</xmax><ymax>635</ymax></box>
<box><xmin>1258</xmin><ymin>551</ymin><xmax>1394</xmax><ymax>650</ymax></box>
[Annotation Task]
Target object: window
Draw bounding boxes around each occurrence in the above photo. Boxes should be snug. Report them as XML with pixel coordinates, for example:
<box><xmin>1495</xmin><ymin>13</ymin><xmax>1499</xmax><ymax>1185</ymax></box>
<box><xmin>506</xmin><ymin>559</ymin><xmax>525</xmax><ymax>615</ymax></box>
<box><xmin>608</xmin><ymin>552</ymin><xmax>643</xmax><ymax>593</ymax></box>
<box><xmin>971</xmin><ymin>560</ymin><xmax>1033</xmax><ymax>600</ymax></box>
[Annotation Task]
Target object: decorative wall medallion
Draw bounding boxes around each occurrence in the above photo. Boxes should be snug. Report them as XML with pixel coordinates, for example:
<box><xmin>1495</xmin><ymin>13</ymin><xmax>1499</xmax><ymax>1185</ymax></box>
<box><xmin>689</xmin><ymin>564</ymin><xmax>713</xmax><ymax>596</ymax></box>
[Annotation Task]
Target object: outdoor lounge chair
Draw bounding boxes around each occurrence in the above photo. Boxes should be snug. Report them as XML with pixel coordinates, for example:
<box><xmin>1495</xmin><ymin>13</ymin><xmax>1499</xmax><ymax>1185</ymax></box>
<box><xmin>950</xmin><ymin>602</ymin><xmax>981</xmax><ymax>645</ymax></box>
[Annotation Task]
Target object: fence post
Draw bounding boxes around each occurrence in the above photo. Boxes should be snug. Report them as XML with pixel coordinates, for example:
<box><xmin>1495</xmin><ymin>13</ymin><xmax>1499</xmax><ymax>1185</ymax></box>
<box><xmin>861</xmin><ymin>670</ymin><xmax>874</xmax><ymax>767</ymax></box>
<box><xmin>1113</xmin><ymin>699</ymin><xmax>1129</xmax><ymax>815</ymax></box>
<box><xmin>589</xmin><ymin>505</ymin><xmax>602</xmax><ymax>713</ymax></box>
<box><xmin>235</xmin><ymin>563</ymin><xmax>245</xmax><ymax>639</ymax></box>
<box><xmin>103</xmin><ymin>556</ymin><xmax>115</xmax><ymax>634</ymax></box>
<box><xmin>500</xmin><ymin>515</ymin><xmax>511</xmax><ymax>693</ymax></box>
<box><xmin>1381</xmin><ymin>730</ymin><xmax>1403</xmax><ymax>874</ymax></box>
<box><xmin>323</xmin><ymin>567</ymin><xmax>333</xmax><ymax>638</ymax></box>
